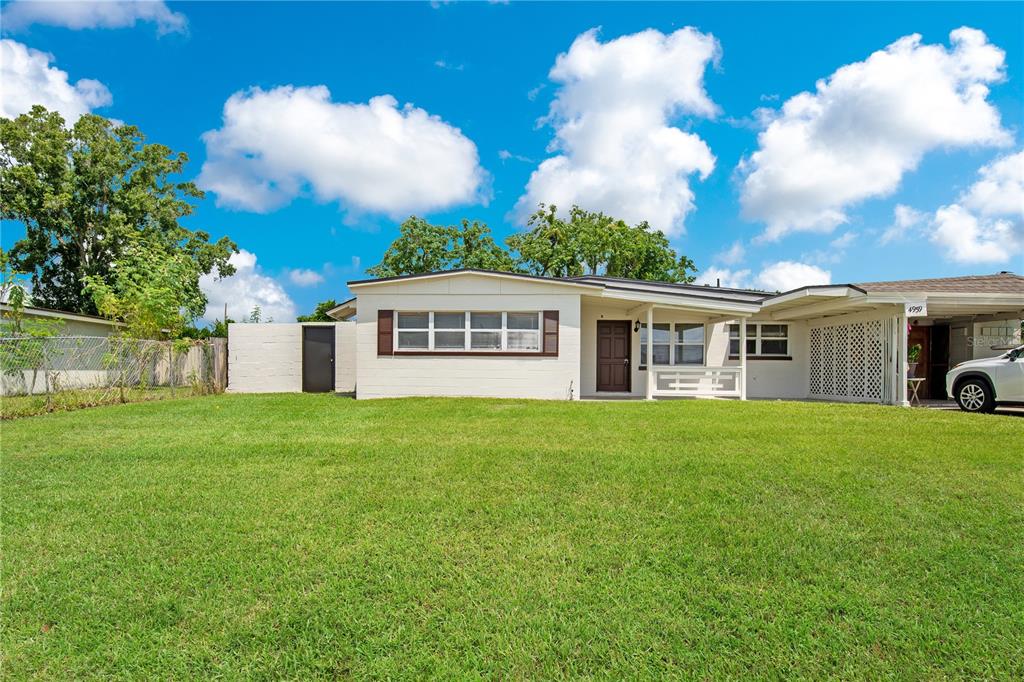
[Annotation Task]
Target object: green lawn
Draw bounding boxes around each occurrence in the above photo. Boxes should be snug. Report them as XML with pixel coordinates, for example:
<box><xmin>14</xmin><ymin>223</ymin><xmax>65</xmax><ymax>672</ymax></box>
<box><xmin>3</xmin><ymin>395</ymin><xmax>1022</xmax><ymax>678</ymax></box>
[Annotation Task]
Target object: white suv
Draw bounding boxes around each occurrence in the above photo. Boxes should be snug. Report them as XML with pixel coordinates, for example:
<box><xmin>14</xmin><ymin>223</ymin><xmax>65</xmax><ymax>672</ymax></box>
<box><xmin>946</xmin><ymin>345</ymin><xmax>1024</xmax><ymax>413</ymax></box>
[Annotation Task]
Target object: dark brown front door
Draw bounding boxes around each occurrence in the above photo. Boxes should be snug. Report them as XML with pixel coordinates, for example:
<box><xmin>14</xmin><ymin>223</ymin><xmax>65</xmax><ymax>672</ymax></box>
<box><xmin>597</xmin><ymin>320</ymin><xmax>630</xmax><ymax>392</ymax></box>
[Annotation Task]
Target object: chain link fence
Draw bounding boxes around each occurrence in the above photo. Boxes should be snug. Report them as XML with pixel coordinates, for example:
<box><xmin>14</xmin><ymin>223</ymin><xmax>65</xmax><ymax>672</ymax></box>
<box><xmin>0</xmin><ymin>336</ymin><xmax>226</xmax><ymax>418</ymax></box>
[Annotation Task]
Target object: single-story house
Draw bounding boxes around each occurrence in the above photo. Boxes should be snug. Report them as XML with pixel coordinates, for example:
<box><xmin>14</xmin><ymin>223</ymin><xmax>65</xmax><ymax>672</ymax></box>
<box><xmin>227</xmin><ymin>270</ymin><xmax>1023</xmax><ymax>405</ymax></box>
<box><xmin>0</xmin><ymin>303</ymin><xmax>125</xmax><ymax>396</ymax></box>
<box><xmin>0</xmin><ymin>303</ymin><xmax>123</xmax><ymax>336</ymax></box>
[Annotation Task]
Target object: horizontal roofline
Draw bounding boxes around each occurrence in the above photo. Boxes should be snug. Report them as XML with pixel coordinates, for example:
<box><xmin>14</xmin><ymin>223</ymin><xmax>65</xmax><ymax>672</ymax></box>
<box><xmin>0</xmin><ymin>303</ymin><xmax>124</xmax><ymax>326</ymax></box>
<box><xmin>571</xmin><ymin>274</ymin><xmax>771</xmax><ymax>297</ymax></box>
<box><xmin>347</xmin><ymin>268</ymin><xmax>603</xmax><ymax>289</ymax></box>
<box><xmin>598</xmin><ymin>283</ymin><xmax>765</xmax><ymax>306</ymax></box>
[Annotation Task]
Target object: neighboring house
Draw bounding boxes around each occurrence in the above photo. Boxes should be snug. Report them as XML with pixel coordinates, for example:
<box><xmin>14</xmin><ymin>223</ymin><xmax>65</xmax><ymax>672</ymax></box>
<box><xmin>227</xmin><ymin>270</ymin><xmax>1024</xmax><ymax>406</ymax></box>
<box><xmin>0</xmin><ymin>303</ymin><xmax>123</xmax><ymax>336</ymax></box>
<box><xmin>0</xmin><ymin>304</ymin><xmax>124</xmax><ymax>396</ymax></box>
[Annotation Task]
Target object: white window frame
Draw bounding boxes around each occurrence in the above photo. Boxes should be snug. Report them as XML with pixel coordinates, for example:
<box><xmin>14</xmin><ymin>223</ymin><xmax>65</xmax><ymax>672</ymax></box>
<box><xmin>729</xmin><ymin>323</ymin><xmax>790</xmax><ymax>358</ymax></box>
<box><xmin>673</xmin><ymin>323</ymin><xmax>705</xmax><ymax>366</ymax></box>
<box><xmin>395</xmin><ymin>312</ymin><xmax>431</xmax><ymax>350</ymax></box>
<box><xmin>640</xmin><ymin>322</ymin><xmax>706</xmax><ymax>367</ymax></box>
<box><xmin>394</xmin><ymin>311</ymin><xmax>543</xmax><ymax>353</ymax></box>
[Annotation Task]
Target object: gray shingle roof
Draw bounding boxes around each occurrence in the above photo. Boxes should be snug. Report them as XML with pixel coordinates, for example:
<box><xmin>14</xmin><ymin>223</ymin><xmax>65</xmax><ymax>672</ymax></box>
<box><xmin>855</xmin><ymin>272</ymin><xmax>1023</xmax><ymax>294</ymax></box>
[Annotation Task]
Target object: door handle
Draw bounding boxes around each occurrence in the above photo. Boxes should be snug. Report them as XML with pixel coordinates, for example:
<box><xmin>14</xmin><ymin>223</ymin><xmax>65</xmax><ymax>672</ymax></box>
<box><xmin>624</xmin><ymin>358</ymin><xmax>629</xmax><ymax>365</ymax></box>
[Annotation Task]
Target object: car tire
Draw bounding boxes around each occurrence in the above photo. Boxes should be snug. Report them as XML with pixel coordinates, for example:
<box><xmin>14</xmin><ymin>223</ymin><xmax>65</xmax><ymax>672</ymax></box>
<box><xmin>955</xmin><ymin>379</ymin><xmax>996</xmax><ymax>413</ymax></box>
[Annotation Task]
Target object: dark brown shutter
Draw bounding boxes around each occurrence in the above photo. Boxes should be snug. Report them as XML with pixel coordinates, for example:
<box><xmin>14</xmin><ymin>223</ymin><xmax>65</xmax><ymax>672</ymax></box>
<box><xmin>377</xmin><ymin>309</ymin><xmax>394</xmax><ymax>356</ymax></box>
<box><xmin>543</xmin><ymin>310</ymin><xmax>559</xmax><ymax>355</ymax></box>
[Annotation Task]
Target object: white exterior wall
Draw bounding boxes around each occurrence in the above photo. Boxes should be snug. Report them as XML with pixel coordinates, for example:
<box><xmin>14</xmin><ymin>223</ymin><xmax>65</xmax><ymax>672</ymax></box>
<box><xmin>971</xmin><ymin>318</ymin><xmax>1022</xmax><ymax>359</ymax></box>
<box><xmin>336</xmin><ymin>322</ymin><xmax>357</xmax><ymax>392</ymax></box>
<box><xmin>579</xmin><ymin>303</ymin><xmax>800</xmax><ymax>399</ymax></box>
<box><xmin>227</xmin><ymin>322</ymin><xmax>353</xmax><ymax>393</ymax></box>
<box><xmin>717</xmin><ymin>318</ymin><xmax>811</xmax><ymax>400</ymax></box>
<box><xmin>581</xmin><ymin>303</ymin><xmax>730</xmax><ymax>397</ymax></box>
<box><xmin>354</xmin><ymin>275</ymin><xmax>582</xmax><ymax>400</ymax></box>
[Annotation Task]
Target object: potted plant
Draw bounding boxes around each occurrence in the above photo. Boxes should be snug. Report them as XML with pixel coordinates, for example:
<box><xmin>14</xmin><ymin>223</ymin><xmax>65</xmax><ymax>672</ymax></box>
<box><xmin>908</xmin><ymin>343</ymin><xmax>922</xmax><ymax>377</ymax></box>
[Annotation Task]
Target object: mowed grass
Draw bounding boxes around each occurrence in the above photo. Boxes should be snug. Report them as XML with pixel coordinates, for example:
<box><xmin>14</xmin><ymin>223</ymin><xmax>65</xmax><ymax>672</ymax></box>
<box><xmin>2</xmin><ymin>395</ymin><xmax>1022</xmax><ymax>679</ymax></box>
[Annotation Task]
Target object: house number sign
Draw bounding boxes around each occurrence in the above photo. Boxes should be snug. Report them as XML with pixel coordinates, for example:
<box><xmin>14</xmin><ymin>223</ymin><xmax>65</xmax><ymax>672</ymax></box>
<box><xmin>905</xmin><ymin>301</ymin><xmax>927</xmax><ymax>317</ymax></box>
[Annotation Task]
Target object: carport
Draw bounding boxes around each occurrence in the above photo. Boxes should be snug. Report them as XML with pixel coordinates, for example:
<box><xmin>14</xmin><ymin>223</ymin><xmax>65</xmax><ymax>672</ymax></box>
<box><xmin>760</xmin><ymin>273</ymin><xmax>1023</xmax><ymax>406</ymax></box>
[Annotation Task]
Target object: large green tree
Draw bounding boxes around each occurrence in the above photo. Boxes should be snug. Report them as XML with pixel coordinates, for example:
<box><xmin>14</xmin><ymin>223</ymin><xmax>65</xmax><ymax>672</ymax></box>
<box><xmin>508</xmin><ymin>204</ymin><xmax>697</xmax><ymax>282</ymax></box>
<box><xmin>367</xmin><ymin>205</ymin><xmax>698</xmax><ymax>283</ymax></box>
<box><xmin>505</xmin><ymin>203</ymin><xmax>580</xmax><ymax>278</ymax></box>
<box><xmin>367</xmin><ymin>216</ymin><xmax>513</xmax><ymax>277</ymax></box>
<box><xmin>84</xmin><ymin>235</ymin><xmax>205</xmax><ymax>340</ymax></box>
<box><xmin>0</xmin><ymin>106</ymin><xmax>236</xmax><ymax>315</ymax></box>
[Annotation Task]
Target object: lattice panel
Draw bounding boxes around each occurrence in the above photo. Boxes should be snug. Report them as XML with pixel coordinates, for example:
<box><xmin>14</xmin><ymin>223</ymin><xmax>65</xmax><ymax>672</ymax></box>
<box><xmin>809</xmin><ymin>319</ymin><xmax>884</xmax><ymax>401</ymax></box>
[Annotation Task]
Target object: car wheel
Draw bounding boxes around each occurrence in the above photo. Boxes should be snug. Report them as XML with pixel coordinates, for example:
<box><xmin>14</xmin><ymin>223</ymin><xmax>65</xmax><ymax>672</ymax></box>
<box><xmin>956</xmin><ymin>379</ymin><xmax>995</xmax><ymax>413</ymax></box>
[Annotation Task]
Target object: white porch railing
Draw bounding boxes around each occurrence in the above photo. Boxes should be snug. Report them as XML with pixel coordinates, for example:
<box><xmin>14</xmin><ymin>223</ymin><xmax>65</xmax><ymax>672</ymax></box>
<box><xmin>651</xmin><ymin>366</ymin><xmax>743</xmax><ymax>398</ymax></box>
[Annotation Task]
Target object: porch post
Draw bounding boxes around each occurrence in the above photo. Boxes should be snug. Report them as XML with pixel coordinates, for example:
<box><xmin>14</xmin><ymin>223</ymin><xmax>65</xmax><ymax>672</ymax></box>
<box><xmin>738</xmin><ymin>318</ymin><xmax>748</xmax><ymax>400</ymax></box>
<box><xmin>898</xmin><ymin>311</ymin><xmax>910</xmax><ymax>407</ymax></box>
<box><xmin>645</xmin><ymin>305</ymin><xmax>654</xmax><ymax>400</ymax></box>
<box><xmin>889</xmin><ymin>315</ymin><xmax>900</xmax><ymax>405</ymax></box>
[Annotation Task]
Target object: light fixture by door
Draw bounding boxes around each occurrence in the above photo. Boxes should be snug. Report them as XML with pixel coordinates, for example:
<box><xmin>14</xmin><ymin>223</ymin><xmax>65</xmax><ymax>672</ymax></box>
<box><xmin>633</xmin><ymin>319</ymin><xmax>641</xmax><ymax>333</ymax></box>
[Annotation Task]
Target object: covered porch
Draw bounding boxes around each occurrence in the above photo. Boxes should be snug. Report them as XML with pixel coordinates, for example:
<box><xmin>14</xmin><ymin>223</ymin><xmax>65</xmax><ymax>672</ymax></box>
<box><xmin>577</xmin><ymin>284</ymin><xmax>762</xmax><ymax>400</ymax></box>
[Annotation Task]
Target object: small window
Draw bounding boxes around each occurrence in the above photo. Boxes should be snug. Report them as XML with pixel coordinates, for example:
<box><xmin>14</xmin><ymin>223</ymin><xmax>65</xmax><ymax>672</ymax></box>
<box><xmin>470</xmin><ymin>312</ymin><xmax>502</xmax><ymax>349</ymax></box>
<box><xmin>471</xmin><ymin>331</ymin><xmax>502</xmax><ymax>350</ymax></box>
<box><xmin>728</xmin><ymin>324</ymin><xmax>757</xmax><ymax>356</ymax></box>
<box><xmin>640</xmin><ymin>323</ymin><xmax>672</xmax><ymax>366</ymax></box>
<box><xmin>471</xmin><ymin>312</ymin><xmax>502</xmax><ymax>329</ymax></box>
<box><xmin>641</xmin><ymin>323</ymin><xmax>701</xmax><ymax>366</ymax></box>
<box><xmin>433</xmin><ymin>312</ymin><xmax>467</xmax><ymax>350</ymax></box>
<box><xmin>730</xmin><ymin>323</ymin><xmax>789</xmax><ymax>357</ymax></box>
<box><xmin>759</xmin><ymin>324</ymin><xmax>788</xmax><ymax>355</ymax></box>
<box><xmin>397</xmin><ymin>312</ymin><xmax>430</xmax><ymax>349</ymax></box>
<box><xmin>434</xmin><ymin>312</ymin><xmax>466</xmax><ymax>329</ymax></box>
<box><xmin>507</xmin><ymin>312</ymin><xmax>540</xmax><ymax>351</ymax></box>
<box><xmin>674</xmin><ymin>324</ymin><xmax>704</xmax><ymax>365</ymax></box>
<box><xmin>397</xmin><ymin>312</ymin><xmax>429</xmax><ymax>329</ymax></box>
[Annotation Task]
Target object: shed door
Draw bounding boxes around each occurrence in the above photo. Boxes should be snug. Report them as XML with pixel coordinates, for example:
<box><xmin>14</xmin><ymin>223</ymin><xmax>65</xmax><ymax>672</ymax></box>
<box><xmin>302</xmin><ymin>326</ymin><xmax>335</xmax><ymax>393</ymax></box>
<box><xmin>597</xmin><ymin>320</ymin><xmax>631</xmax><ymax>392</ymax></box>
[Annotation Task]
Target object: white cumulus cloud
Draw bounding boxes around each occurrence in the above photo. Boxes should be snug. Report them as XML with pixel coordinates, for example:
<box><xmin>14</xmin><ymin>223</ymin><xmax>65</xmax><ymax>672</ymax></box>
<box><xmin>286</xmin><ymin>268</ymin><xmax>325</xmax><ymax>287</ymax></box>
<box><xmin>696</xmin><ymin>260</ymin><xmax>831</xmax><ymax>292</ymax></box>
<box><xmin>199</xmin><ymin>250</ymin><xmax>296</xmax><ymax>323</ymax></box>
<box><xmin>930</xmin><ymin>150</ymin><xmax>1023</xmax><ymax>264</ymax></box>
<box><xmin>755</xmin><ymin>261</ymin><xmax>832</xmax><ymax>292</ymax></box>
<box><xmin>695</xmin><ymin>266</ymin><xmax>752</xmax><ymax>289</ymax></box>
<box><xmin>879</xmin><ymin>204</ymin><xmax>926</xmax><ymax>245</ymax></box>
<box><xmin>514</xmin><ymin>27</ymin><xmax>719</xmax><ymax>236</ymax></box>
<box><xmin>0</xmin><ymin>39</ymin><xmax>111</xmax><ymax>122</ymax></box>
<box><xmin>198</xmin><ymin>86</ymin><xmax>489</xmax><ymax>217</ymax></box>
<box><xmin>714</xmin><ymin>241</ymin><xmax>745</xmax><ymax>266</ymax></box>
<box><xmin>738</xmin><ymin>27</ymin><xmax>1010</xmax><ymax>241</ymax></box>
<box><xmin>2</xmin><ymin>1</ymin><xmax>187</xmax><ymax>34</ymax></box>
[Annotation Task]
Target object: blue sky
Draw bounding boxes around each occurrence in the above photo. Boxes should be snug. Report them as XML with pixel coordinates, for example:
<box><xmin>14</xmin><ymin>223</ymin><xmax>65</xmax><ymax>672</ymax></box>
<box><xmin>1</xmin><ymin>1</ymin><xmax>1021</xmax><ymax>322</ymax></box>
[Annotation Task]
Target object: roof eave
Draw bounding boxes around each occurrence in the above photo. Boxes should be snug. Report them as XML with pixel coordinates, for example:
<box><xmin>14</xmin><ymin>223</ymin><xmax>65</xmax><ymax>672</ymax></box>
<box><xmin>346</xmin><ymin>268</ymin><xmax>604</xmax><ymax>291</ymax></box>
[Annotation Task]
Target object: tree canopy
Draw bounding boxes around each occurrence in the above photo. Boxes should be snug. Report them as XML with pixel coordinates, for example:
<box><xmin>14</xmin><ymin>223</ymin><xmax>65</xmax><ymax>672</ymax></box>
<box><xmin>297</xmin><ymin>299</ymin><xmax>339</xmax><ymax>322</ymax></box>
<box><xmin>0</xmin><ymin>106</ymin><xmax>237</xmax><ymax>316</ymax></box>
<box><xmin>367</xmin><ymin>217</ymin><xmax>513</xmax><ymax>278</ymax></box>
<box><xmin>84</xmin><ymin>235</ymin><xmax>205</xmax><ymax>340</ymax></box>
<box><xmin>368</xmin><ymin>205</ymin><xmax>697</xmax><ymax>283</ymax></box>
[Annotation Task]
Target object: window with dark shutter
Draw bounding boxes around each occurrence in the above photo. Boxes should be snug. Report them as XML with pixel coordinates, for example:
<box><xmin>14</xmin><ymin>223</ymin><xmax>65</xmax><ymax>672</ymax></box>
<box><xmin>543</xmin><ymin>310</ymin><xmax>559</xmax><ymax>355</ymax></box>
<box><xmin>377</xmin><ymin>309</ymin><xmax>394</xmax><ymax>356</ymax></box>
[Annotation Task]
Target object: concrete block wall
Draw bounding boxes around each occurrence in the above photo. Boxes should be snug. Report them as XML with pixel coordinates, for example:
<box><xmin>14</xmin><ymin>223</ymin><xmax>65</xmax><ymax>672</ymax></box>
<box><xmin>227</xmin><ymin>322</ymin><xmax>355</xmax><ymax>393</ymax></box>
